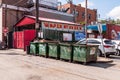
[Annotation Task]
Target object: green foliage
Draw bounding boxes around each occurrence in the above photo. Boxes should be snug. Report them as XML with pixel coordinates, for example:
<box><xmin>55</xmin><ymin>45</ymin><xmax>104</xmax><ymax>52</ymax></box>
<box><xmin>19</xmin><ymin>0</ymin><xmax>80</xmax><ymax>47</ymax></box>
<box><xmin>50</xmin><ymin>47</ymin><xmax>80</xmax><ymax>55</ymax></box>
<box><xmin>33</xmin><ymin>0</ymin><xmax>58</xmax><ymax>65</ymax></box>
<box><xmin>80</xmin><ymin>21</ymin><xmax>85</xmax><ymax>25</ymax></box>
<box><xmin>100</xmin><ymin>19</ymin><xmax>120</xmax><ymax>24</ymax></box>
<box><xmin>100</xmin><ymin>20</ymin><xmax>107</xmax><ymax>24</ymax></box>
<box><xmin>116</xmin><ymin>19</ymin><xmax>120</xmax><ymax>24</ymax></box>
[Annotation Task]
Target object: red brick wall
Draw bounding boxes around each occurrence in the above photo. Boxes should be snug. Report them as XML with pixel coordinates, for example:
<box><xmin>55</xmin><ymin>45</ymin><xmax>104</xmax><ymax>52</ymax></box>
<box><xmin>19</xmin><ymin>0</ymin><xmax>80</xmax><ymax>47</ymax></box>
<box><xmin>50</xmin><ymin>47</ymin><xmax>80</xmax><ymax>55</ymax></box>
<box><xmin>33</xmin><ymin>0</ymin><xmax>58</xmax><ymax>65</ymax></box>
<box><xmin>61</xmin><ymin>3</ymin><xmax>97</xmax><ymax>24</ymax></box>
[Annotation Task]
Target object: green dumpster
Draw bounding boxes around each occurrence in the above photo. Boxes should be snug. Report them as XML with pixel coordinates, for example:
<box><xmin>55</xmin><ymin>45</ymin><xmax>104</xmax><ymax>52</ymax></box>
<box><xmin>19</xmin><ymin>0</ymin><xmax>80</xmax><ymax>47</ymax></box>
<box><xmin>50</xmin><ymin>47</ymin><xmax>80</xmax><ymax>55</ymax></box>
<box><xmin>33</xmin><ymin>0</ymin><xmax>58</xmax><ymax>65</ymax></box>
<box><xmin>48</xmin><ymin>43</ymin><xmax>60</xmax><ymax>59</ymax></box>
<box><xmin>38</xmin><ymin>42</ymin><xmax>48</xmax><ymax>57</ymax></box>
<box><xmin>73</xmin><ymin>44</ymin><xmax>98</xmax><ymax>63</ymax></box>
<box><xmin>30</xmin><ymin>42</ymin><xmax>39</xmax><ymax>55</ymax></box>
<box><xmin>60</xmin><ymin>43</ymin><xmax>73</xmax><ymax>62</ymax></box>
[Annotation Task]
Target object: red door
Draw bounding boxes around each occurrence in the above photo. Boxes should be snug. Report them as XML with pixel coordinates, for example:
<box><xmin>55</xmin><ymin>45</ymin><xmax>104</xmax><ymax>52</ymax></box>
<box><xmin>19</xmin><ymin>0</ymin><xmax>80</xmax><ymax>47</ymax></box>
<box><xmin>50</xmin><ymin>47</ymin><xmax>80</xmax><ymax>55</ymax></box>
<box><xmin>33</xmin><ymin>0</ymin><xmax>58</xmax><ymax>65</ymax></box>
<box><xmin>13</xmin><ymin>32</ymin><xmax>17</xmax><ymax>48</ymax></box>
<box><xmin>13</xmin><ymin>30</ymin><xmax>36</xmax><ymax>50</ymax></box>
<box><xmin>24</xmin><ymin>30</ymin><xmax>36</xmax><ymax>51</ymax></box>
<box><xmin>13</xmin><ymin>31</ymin><xmax>24</xmax><ymax>49</ymax></box>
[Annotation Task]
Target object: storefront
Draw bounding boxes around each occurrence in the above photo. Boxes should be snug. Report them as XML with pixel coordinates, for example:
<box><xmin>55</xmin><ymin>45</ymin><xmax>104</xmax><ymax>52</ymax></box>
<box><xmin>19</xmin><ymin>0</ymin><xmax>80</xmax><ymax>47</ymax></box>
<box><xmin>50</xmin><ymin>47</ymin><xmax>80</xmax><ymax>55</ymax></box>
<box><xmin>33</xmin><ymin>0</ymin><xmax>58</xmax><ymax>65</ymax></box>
<box><xmin>87</xmin><ymin>24</ymin><xmax>120</xmax><ymax>40</ymax></box>
<box><xmin>87</xmin><ymin>24</ymin><xmax>107</xmax><ymax>38</ymax></box>
<box><xmin>41</xmin><ymin>21</ymin><xmax>83</xmax><ymax>41</ymax></box>
<box><xmin>14</xmin><ymin>15</ymin><xmax>83</xmax><ymax>50</ymax></box>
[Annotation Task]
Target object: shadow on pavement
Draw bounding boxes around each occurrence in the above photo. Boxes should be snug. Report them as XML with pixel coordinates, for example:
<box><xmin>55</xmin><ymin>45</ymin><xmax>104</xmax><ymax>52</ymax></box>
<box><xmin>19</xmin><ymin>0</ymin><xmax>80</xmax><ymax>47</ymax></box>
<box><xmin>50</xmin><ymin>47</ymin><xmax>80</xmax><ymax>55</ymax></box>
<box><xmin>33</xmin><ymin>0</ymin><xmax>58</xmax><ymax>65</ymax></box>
<box><xmin>109</xmin><ymin>55</ymin><xmax>120</xmax><ymax>60</ymax></box>
<box><xmin>0</xmin><ymin>52</ymin><xmax>26</xmax><ymax>56</ymax></box>
<box><xmin>87</xmin><ymin>61</ymin><xmax>115</xmax><ymax>68</ymax></box>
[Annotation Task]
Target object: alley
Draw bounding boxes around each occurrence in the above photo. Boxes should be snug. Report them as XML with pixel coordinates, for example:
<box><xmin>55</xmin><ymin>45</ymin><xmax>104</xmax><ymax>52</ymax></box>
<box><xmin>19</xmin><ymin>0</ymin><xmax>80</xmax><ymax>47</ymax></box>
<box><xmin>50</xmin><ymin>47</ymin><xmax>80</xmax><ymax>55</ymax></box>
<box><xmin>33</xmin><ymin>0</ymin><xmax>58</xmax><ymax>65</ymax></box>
<box><xmin>0</xmin><ymin>49</ymin><xmax>120</xmax><ymax>80</ymax></box>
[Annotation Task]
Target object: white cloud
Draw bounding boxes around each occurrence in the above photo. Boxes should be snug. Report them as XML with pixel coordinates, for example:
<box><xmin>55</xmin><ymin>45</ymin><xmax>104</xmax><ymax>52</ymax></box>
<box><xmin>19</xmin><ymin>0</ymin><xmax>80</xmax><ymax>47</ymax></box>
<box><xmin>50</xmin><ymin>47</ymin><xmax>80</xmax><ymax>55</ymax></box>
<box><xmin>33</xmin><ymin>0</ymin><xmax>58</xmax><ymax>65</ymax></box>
<box><xmin>79</xmin><ymin>1</ymin><xmax>94</xmax><ymax>8</ymax></box>
<box><xmin>107</xmin><ymin>6</ymin><xmax>120</xmax><ymax>19</ymax></box>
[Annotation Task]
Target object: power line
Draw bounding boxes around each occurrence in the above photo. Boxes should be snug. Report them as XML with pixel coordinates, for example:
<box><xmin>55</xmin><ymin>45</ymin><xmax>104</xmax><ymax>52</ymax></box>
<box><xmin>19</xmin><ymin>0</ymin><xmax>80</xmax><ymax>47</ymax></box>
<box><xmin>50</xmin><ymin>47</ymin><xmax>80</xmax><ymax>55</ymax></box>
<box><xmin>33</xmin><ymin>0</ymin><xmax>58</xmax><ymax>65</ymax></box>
<box><xmin>12</xmin><ymin>0</ymin><xmax>25</xmax><ymax>6</ymax></box>
<box><xmin>3</xmin><ymin>0</ymin><xmax>32</xmax><ymax>15</ymax></box>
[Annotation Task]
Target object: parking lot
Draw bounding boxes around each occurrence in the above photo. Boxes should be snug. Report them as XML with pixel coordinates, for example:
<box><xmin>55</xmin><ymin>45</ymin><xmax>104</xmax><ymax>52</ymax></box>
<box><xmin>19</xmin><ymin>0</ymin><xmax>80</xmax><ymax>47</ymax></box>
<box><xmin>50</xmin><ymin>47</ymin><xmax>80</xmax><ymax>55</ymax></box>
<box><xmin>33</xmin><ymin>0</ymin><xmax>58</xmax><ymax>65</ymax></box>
<box><xmin>0</xmin><ymin>49</ymin><xmax>120</xmax><ymax>80</ymax></box>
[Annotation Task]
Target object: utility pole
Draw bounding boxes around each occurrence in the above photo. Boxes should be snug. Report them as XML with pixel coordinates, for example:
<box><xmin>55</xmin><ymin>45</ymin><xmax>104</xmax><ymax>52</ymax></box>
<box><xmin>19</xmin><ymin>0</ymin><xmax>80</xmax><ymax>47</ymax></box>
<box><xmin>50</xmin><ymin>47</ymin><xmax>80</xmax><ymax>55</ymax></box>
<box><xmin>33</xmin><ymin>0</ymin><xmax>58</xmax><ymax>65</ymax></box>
<box><xmin>16</xmin><ymin>7</ymin><xmax>19</xmax><ymax>21</ymax></box>
<box><xmin>85</xmin><ymin>0</ymin><xmax>88</xmax><ymax>43</ymax></box>
<box><xmin>5</xmin><ymin>4</ymin><xmax>7</xmax><ymax>29</ymax></box>
<box><xmin>35</xmin><ymin>0</ymin><xmax>39</xmax><ymax>38</ymax></box>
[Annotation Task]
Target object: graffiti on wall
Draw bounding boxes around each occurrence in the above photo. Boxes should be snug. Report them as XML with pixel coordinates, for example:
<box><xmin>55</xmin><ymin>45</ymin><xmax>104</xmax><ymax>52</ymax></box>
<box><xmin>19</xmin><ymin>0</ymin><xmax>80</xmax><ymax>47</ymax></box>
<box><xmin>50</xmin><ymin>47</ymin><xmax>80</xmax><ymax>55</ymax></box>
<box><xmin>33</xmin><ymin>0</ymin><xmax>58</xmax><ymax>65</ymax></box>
<box><xmin>111</xmin><ymin>30</ymin><xmax>120</xmax><ymax>40</ymax></box>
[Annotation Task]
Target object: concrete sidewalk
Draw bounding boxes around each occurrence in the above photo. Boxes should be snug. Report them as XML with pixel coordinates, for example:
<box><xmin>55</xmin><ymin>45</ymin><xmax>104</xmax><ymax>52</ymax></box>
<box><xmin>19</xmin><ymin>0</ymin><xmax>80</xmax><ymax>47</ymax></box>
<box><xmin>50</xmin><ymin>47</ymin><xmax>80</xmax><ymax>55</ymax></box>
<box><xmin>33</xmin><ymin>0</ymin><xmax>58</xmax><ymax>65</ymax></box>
<box><xmin>97</xmin><ymin>57</ymin><xmax>113</xmax><ymax>63</ymax></box>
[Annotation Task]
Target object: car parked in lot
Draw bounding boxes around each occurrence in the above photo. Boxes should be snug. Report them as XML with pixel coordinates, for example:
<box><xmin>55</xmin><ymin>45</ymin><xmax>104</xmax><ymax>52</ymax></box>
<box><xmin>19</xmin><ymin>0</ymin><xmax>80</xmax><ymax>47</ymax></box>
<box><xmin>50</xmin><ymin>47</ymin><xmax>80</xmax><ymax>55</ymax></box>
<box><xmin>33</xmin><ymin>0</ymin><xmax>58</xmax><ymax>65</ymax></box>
<box><xmin>76</xmin><ymin>38</ymin><xmax>116</xmax><ymax>57</ymax></box>
<box><xmin>112</xmin><ymin>40</ymin><xmax>120</xmax><ymax>56</ymax></box>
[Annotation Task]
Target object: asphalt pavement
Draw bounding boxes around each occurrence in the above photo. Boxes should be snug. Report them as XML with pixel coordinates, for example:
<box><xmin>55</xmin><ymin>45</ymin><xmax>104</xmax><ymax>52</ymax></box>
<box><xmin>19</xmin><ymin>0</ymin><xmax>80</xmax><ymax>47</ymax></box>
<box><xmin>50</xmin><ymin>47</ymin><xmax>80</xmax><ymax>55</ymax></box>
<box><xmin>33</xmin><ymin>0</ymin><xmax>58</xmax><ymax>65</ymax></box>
<box><xmin>0</xmin><ymin>49</ymin><xmax>120</xmax><ymax>80</ymax></box>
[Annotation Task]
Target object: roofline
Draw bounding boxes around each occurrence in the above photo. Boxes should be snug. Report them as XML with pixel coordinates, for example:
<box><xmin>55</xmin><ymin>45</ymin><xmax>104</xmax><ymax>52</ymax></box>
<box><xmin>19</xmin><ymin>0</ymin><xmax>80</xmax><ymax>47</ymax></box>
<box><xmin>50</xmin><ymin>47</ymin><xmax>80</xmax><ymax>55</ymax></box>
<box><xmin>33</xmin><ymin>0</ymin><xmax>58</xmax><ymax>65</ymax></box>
<box><xmin>26</xmin><ymin>15</ymin><xmax>80</xmax><ymax>25</ymax></box>
<box><xmin>14</xmin><ymin>15</ymin><xmax>81</xmax><ymax>27</ymax></box>
<box><xmin>30</xmin><ymin>7</ymin><xmax>74</xmax><ymax>17</ymax></box>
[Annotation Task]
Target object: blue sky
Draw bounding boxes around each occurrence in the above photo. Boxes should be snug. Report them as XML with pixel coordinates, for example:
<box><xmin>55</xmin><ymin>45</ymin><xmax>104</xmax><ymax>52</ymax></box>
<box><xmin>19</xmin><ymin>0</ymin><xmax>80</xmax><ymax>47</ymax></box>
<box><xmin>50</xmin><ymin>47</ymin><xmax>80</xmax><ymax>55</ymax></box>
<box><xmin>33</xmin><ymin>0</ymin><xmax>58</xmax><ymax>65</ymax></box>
<box><xmin>58</xmin><ymin>0</ymin><xmax>120</xmax><ymax>20</ymax></box>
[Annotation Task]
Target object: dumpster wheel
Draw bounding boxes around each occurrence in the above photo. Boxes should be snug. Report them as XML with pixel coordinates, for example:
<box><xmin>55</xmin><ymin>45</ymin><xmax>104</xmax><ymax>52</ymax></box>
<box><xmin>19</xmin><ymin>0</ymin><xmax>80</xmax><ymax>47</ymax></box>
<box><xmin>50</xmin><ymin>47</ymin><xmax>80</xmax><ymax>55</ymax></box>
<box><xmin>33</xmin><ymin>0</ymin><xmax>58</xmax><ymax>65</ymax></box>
<box><xmin>97</xmin><ymin>49</ymin><xmax>102</xmax><ymax>57</ymax></box>
<box><xmin>115</xmin><ymin>49</ymin><xmax>120</xmax><ymax>56</ymax></box>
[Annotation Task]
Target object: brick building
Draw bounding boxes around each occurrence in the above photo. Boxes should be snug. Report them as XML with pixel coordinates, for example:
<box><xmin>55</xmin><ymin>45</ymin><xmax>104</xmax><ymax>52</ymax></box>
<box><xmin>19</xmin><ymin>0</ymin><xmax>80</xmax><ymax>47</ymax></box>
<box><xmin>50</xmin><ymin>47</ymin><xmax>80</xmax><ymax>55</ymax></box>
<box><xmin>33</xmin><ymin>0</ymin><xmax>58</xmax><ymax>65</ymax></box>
<box><xmin>59</xmin><ymin>3</ymin><xmax>97</xmax><ymax>24</ymax></box>
<box><xmin>0</xmin><ymin>0</ymin><xmax>74</xmax><ymax>42</ymax></box>
<box><xmin>0</xmin><ymin>0</ymin><xmax>27</xmax><ymax>41</ymax></box>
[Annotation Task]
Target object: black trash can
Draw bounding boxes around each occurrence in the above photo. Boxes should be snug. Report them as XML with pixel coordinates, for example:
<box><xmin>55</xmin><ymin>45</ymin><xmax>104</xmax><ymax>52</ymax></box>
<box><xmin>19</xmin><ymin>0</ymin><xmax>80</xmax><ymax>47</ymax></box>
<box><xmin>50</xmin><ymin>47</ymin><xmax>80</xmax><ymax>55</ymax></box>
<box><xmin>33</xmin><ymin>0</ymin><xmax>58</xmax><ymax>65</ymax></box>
<box><xmin>26</xmin><ymin>45</ymin><xmax>30</xmax><ymax>54</ymax></box>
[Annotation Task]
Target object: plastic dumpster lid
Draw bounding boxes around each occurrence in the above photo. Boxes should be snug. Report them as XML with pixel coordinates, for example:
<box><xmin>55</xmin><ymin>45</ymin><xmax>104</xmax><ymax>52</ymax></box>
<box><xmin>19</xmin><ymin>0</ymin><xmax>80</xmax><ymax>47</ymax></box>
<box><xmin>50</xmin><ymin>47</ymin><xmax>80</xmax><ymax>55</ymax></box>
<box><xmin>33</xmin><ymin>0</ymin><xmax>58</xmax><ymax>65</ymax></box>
<box><xmin>59</xmin><ymin>43</ymin><xmax>73</xmax><ymax>46</ymax></box>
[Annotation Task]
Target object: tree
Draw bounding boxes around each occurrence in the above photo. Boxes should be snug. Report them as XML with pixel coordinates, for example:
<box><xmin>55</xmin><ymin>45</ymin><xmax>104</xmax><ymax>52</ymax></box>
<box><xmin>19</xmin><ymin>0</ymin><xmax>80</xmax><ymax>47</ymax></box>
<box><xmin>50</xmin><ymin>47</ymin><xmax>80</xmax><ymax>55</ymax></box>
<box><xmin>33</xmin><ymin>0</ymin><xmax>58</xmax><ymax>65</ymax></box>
<box><xmin>100</xmin><ymin>20</ymin><xmax>107</xmax><ymax>24</ymax></box>
<box><xmin>116</xmin><ymin>19</ymin><xmax>120</xmax><ymax>24</ymax></box>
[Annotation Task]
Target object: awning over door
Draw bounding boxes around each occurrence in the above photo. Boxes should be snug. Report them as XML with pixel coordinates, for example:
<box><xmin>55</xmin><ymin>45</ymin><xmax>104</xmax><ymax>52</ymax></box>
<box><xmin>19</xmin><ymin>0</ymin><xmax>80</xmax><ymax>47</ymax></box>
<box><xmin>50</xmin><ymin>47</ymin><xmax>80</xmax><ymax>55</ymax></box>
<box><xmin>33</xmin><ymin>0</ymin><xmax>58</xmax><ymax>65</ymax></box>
<box><xmin>87</xmin><ymin>24</ymin><xmax>107</xmax><ymax>31</ymax></box>
<box><xmin>16</xmin><ymin>17</ymin><xmax>35</xmax><ymax>27</ymax></box>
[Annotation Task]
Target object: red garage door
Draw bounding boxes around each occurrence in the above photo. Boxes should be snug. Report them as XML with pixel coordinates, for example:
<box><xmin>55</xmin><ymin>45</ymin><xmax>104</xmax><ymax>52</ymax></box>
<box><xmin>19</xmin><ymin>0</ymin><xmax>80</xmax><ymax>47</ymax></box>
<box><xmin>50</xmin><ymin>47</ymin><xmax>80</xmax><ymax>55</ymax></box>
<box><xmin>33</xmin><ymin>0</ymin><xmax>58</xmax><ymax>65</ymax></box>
<box><xmin>24</xmin><ymin>30</ymin><xmax>36</xmax><ymax>51</ymax></box>
<box><xmin>13</xmin><ymin>31</ymin><xmax>24</xmax><ymax>49</ymax></box>
<box><xmin>13</xmin><ymin>30</ymin><xmax>36</xmax><ymax>50</ymax></box>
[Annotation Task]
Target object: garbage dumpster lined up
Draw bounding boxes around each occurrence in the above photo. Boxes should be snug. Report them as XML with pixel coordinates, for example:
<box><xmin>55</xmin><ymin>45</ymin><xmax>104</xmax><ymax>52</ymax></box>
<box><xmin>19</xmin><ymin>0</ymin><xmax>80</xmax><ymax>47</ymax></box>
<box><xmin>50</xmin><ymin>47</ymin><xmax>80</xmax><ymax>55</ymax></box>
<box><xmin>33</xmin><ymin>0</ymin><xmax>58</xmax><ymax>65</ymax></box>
<box><xmin>59</xmin><ymin>43</ymin><xmax>73</xmax><ymax>62</ymax></box>
<box><xmin>73</xmin><ymin>45</ymin><xmax>98</xmax><ymax>63</ymax></box>
<box><xmin>30</xmin><ymin>42</ymin><xmax>39</xmax><ymax>55</ymax></box>
<box><xmin>48</xmin><ymin>43</ymin><xmax>60</xmax><ymax>59</ymax></box>
<box><xmin>38</xmin><ymin>42</ymin><xmax>48</xmax><ymax>58</ymax></box>
<box><xmin>28</xmin><ymin>40</ymin><xmax>98</xmax><ymax>64</ymax></box>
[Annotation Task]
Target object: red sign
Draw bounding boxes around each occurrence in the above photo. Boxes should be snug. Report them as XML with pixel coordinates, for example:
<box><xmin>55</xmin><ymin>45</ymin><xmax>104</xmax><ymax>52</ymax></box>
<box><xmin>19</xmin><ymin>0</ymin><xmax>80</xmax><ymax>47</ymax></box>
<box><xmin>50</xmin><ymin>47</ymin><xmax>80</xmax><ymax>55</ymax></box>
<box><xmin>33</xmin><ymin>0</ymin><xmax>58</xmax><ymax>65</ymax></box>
<box><xmin>42</xmin><ymin>22</ymin><xmax>83</xmax><ymax>31</ymax></box>
<box><xmin>3</xmin><ymin>27</ymin><xmax>8</xmax><ymax>33</ymax></box>
<box><xmin>43</xmin><ymin>22</ymin><xmax>49</xmax><ymax>28</ymax></box>
<box><xmin>64</xmin><ymin>24</ymin><xmax>68</xmax><ymax>29</ymax></box>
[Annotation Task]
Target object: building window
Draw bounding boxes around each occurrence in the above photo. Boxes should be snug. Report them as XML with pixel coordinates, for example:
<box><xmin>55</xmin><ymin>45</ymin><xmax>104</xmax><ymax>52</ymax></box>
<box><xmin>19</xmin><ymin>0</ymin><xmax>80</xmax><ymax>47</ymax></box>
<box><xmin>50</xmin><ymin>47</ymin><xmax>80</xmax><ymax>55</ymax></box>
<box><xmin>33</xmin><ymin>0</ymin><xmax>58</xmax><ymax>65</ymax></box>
<box><xmin>82</xmin><ymin>12</ymin><xmax>85</xmax><ymax>18</ymax></box>
<box><xmin>72</xmin><ymin>10</ymin><xmax>75</xmax><ymax>14</ymax></box>
<box><xmin>88</xmin><ymin>14</ymin><xmax>91</xmax><ymax>19</ymax></box>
